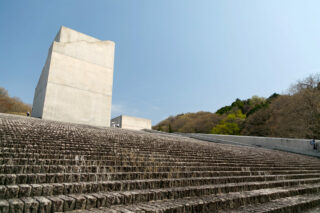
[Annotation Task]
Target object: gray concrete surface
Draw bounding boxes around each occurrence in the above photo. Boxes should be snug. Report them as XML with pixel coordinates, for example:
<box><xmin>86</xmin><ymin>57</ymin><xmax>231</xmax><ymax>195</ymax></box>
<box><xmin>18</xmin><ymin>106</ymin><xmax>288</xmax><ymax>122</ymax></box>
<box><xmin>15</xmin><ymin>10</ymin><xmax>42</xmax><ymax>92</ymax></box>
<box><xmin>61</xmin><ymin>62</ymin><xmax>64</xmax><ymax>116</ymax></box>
<box><xmin>181</xmin><ymin>133</ymin><xmax>320</xmax><ymax>157</ymax></box>
<box><xmin>32</xmin><ymin>26</ymin><xmax>115</xmax><ymax>127</ymax></box>
<box><xmin>111</xmin><ymin>115</ymin><xmax>151</xmax><ymax>130</ymax></box>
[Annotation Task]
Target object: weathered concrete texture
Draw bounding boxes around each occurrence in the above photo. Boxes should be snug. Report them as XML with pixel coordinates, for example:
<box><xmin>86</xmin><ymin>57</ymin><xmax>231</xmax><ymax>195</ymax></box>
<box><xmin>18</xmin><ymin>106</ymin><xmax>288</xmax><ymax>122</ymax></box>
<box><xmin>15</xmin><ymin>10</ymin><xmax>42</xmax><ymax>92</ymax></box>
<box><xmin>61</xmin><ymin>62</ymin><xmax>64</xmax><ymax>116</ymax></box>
<box><xmin>32</xmin><ymin>26</ymin><xmax>115</xmax><ymax>127</ymax></box>
<box><xmin>111</xmin><ymin>115</ymin><xmax>151</xmax><ymax>130</ymax></box>
<box><xmin>184</xmin><ymin>133</ymin><xmax>320</xmax><ymax>158</ymax></box>
<box><xmin>2</xmin><ymin>113</ymin><xmax>320</xmax><ymax>212</ymax></box>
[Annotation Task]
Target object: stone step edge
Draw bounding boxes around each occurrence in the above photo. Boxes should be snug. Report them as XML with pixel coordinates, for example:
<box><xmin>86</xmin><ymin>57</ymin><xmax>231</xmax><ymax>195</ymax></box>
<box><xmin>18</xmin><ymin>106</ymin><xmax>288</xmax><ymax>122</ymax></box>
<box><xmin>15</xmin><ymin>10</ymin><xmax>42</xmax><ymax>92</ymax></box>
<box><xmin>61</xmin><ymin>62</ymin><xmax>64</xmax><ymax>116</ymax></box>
<box><xmin>99</xmin><ymin>186</ymin><xmax>320</xmax><ymax>213</ymax></box>
<box><xmin>2</xmin><ymin>179</ymin><xmax>320</xmax><ymax>212</ymax></box>
<box><xmin>3</xmin><ymin>171</ymin><xmax>320</xmax><ymax>185</ymax></box>
<box><xmin>3</xmin><ymin>173</ymin><xmax>320</xmax><ymax>189</ymax></box>
<box><xmin>2</xmin><ymin>174</ymin><xmax>320</xmax><ymax>199</ymax></box>
<box><xmin>223</xmin><ymin>193</ymin><xmax>320</xmax><ymax>213</ymax></box>
<box><xmin>3</xmin><ymin>165</ymin><xmax>318</xmax><ymax>172</ymax></box>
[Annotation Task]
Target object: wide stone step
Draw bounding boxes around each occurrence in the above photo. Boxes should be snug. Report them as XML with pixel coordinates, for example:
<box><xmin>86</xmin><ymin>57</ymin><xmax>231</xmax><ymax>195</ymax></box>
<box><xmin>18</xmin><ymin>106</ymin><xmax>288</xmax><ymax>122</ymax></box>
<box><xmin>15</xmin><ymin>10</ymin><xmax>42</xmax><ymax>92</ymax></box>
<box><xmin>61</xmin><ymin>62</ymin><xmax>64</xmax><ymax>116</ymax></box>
<box><xmin>3</xmin><ymin>163</ymin><xmax>320</xmax><ymax>175</ymax></box>
<box><xmin>2</xmin><ymin>113</ymin><xmax>320</xmax><ymax>212</ymax></box>
<box><xmin>2</xmin><ymin>158</ymin><xmax>319</xmax><ymax>170</ymax></box>
<box><xmin>0</xmin><ymin>150</ymin><xmax>312</xmax><ymax>165</ymax></box>
<box><xmin>2</xmin><ymin>181</ymin><xmax>320</xmax><ymax>213</ymax></box>
<box><xmin>102</xmin><ymin>184</ymin><xmax>320</xmax><ymax>213</ymax></box>
<box><xmin>3</xmin><ymin>170</ymin><xmax>320</xmax><ymax>185</ymax></box>
<box><xmin>1</xmin><ymin>174</ymin><xmax>320</xmax><ymax>199</ymax></box>
<box><xmin>224</xmin><ymin>194</ymin><xmax>320</xmax><ymax>212</ymax></box>
<box><xmin>1</xmin><ymin>149</ymin><xmax>266</xmax><ymax>161</ymax></box>
<box><xmin>0</xmin><ymin>146</ymin><xmax>238</xmax><ymax>158</ymax></box>
<box><xmin>0</xmin><ymin>143</ymin><xmax>230</xmax><ymax>154</ymax></box>
<box><xmin>0</xmin><ymin>148</ymin><xmax>313</xmax><ymax>159</ymax></box>
<box><xmin>3</xmin><ymin>163</ymin><xmax>320</xmax><ymax>176</ymax></box>
<box><xmin>2</xmin><ymin>165</ymin><xmax>257</xmax><ymax>174</ymax></box>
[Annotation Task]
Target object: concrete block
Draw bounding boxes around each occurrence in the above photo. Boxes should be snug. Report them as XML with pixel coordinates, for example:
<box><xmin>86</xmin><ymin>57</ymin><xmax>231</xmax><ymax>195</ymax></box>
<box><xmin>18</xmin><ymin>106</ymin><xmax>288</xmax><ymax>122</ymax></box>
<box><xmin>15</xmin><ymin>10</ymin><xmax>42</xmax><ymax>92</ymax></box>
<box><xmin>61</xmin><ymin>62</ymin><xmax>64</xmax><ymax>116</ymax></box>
<box><xmin>47</xmin><ymin>196</ymin><xmax>63</xmax><ymax>212</ymax></box>
<box><xmin>92</xmin><ymin>193</ymin><xmax>107</xmax><ymax>208</ymax></box>
<box><xmin>30</xmin><ymin>184</ymin><xmax>43</xmax><ymax>196</ymax></box>
<box><xmin>68</xmin><ymin>194</ymin><xmax>86</xmax><ymax>210</ymax></box>
<box><xmin>0</xmin><ymin>200</ymin><xmax>9</xmax><ymax>213</ymax></box>
<box><xmin>16</xmin><ymin>175</ymin><xmax>27</xmax><ymax>184</ymax></box>
<box><xmin>0</xmin><ymin>185</ymin><xmax>7</xmax><ymax>199</ymax></box>
<box><xmin>5</xmin><ymin>175</ymin><xmax>16</xmax><ymax>185</ymax></box>
<box><xmin>20</xmin><ymin>197</ymin><xmax>39</xmax><ymax>213</ymax></box>
<box><xmin>111</xmin><ymin>115</ymin><xmax>152</xmax><ymax>130</ymax></box>
<box><xmin>41</xmin><ymin>184</ymin><xmax>53</xmax><ymax>196</ymax></box>
<box><xmin>6</xmin><ymin>185</ymin><xmax>19</xmax><ymax>199</ymax></box>
<box><xmin>34</xmin><ymin>197</ymin><xmax>51</xmax><ymax>213</ymax></box>
<box><xmin>84</xmin><ymin>194</ymin><xmax>97</xmax><ymax>210</ymax></box>
<box><xmin>52</xmin><ymin>183</ymin><xmax>64</xmax><ymax>195</ymax></box>
<box><xmin>58</xmin><ymin>195</ymin><xmax>75</xmax><ymax>211</ymax></box>
<box><xmin>18</xmin><ymin>184</ymin><xmax>32</xmax><ymax>197</ymax></box>
<box><xmin>32</xmin><ymin>26</ymin><xmax>115</xmax><ymax>127</ymax></box>
<box><xmin>8</xmin><ymin>199</ymin><xmax>24</xmax><ymax>213</ymax></box>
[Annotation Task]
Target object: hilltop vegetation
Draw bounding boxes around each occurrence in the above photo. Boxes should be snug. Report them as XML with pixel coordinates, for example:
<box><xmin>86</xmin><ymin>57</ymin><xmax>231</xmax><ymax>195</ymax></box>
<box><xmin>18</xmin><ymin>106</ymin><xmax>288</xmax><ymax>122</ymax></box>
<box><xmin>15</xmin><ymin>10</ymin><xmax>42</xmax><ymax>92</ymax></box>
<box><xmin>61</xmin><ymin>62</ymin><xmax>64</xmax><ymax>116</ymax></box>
<box><xmin>153</xmin><ymin>74</ymin><xmax>320</xmax><ymax>139</ymax></box>
<box><xmin>0</xmin><ymin>87</ymin><xmax>31</xmax><ymax>115</ymax></box>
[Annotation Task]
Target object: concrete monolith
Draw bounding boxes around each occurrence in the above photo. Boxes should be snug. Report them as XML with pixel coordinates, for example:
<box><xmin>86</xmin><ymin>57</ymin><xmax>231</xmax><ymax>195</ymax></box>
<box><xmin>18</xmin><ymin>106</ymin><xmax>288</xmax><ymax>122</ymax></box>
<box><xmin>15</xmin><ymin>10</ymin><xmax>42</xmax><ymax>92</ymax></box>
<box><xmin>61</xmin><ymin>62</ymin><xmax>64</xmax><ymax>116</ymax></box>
<box><xmin>32</xmin><ymin>26</ymin><xmax>115</xmax><ymax>127</ymax></box>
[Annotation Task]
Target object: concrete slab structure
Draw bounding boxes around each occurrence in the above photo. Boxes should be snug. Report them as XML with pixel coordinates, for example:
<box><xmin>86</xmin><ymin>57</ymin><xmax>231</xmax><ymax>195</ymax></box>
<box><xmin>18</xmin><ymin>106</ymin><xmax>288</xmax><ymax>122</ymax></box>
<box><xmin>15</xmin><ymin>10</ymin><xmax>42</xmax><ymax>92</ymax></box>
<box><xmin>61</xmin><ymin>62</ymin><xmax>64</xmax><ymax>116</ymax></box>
<box><xmin>32</xmin><ymin>26</ymin><xmax>115</xmax><ymax>127</ymax></box>
<box><xmin>111</xmin><ymin>115</ymin><xmax>152</xmax><ymax>130</ymax></box>
<box><xmin>183</xmin><ymin>133</ymin><xmax>320</xmax><ymax>157</ymax></box>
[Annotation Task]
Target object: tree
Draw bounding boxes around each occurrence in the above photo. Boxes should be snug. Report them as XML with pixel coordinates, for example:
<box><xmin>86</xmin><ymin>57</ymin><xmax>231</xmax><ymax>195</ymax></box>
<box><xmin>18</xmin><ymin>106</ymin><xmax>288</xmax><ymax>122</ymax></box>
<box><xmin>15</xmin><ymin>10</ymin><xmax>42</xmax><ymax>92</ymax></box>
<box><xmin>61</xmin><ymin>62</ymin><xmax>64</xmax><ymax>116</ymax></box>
<box><xmin>242</xmin><ymin>74</ymin><xmax>320</xmax><ymax>138</ymax></box>
<box><xmin>250</xmin><ymin>96</ymin><xmax>266</xmax><ymax>106</ymax></box>
<box><xmin>210</xmin><ymin>110</ymin><xmax>245</xmax><ymax>135</ymax></box>
<box><xmin>211</xmin><ymin>122</ymin><xmax>240</xmax><ymax>135</ymax></box>
<box><xmin>0</xmin><ymin>86</ymin><xmax>31</xmax><ymax>115</ymax></box>
<box><xmin>0</xmin><ymin>87</ymin><xmax>8</xmax><ymax>96</ymax></box>
<box><xmin>153</xmin><ymin>112</ymin><xmax>222</xmax><ymax>133</ymax></box>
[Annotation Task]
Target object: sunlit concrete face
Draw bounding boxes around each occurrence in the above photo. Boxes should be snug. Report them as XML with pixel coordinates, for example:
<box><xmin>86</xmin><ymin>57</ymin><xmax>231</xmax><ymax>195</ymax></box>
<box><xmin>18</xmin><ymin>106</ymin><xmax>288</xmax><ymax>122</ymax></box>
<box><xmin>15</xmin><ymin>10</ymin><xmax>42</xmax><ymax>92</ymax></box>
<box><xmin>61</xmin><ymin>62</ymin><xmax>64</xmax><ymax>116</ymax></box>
<box><xmin>111</xmin><ymin>115</ymin><xmax>152</xmax><ymax>130</ymax></box>
<box><xmin>32</xmin><ymin>26</ymin><xmax>115</xmax><ymax>127</ymax></box>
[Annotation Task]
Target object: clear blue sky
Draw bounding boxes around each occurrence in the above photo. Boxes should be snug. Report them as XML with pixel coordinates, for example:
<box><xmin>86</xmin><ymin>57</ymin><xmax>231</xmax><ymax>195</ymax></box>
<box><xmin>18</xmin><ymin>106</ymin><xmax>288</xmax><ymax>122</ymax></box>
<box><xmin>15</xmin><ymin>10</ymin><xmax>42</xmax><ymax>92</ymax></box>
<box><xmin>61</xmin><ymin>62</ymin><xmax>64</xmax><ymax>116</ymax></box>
<box><xmin>1</xmin><ymin>1</ymin><xmax>320</xmax><ymax>125</ymax></box>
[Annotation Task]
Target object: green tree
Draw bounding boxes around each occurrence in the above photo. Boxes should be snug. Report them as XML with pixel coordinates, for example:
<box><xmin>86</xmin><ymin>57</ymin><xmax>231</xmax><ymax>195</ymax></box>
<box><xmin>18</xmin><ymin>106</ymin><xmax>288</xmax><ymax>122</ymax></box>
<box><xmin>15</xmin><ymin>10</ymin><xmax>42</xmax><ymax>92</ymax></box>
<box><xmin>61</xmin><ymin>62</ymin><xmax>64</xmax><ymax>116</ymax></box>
<box><xmin>211</xmin><ymin>110</ymin><xmax>245</xmax><ymax>135</ymax></box>
<box><xmin>211</xmin><ymin>121</ymin><xmax>240</xmax><ymax>135</ymax></box>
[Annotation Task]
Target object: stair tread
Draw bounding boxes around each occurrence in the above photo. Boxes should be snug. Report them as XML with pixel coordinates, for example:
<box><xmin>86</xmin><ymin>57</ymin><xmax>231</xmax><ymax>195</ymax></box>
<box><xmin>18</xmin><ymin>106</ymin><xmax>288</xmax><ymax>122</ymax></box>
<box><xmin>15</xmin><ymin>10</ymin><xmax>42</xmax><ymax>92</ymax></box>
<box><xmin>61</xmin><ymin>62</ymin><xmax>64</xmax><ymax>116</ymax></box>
<box><xmin>2</xmin><ymin>113</ymin><xmax>320</xmax><ymax>212</ymax></box>
<box><xmin>2</xmin><ymin>182</ymin><xmax>320</xmax><ymax>212</ymax></box>
<box><xmin>225</xmin><ymin>193</ymin><xmax>320</xmax><ymax>212</ymax></box>
<box><xmin>86</xmin><ymin>184</ymin><xmax>320</xmax><ymax>212</ymax></box>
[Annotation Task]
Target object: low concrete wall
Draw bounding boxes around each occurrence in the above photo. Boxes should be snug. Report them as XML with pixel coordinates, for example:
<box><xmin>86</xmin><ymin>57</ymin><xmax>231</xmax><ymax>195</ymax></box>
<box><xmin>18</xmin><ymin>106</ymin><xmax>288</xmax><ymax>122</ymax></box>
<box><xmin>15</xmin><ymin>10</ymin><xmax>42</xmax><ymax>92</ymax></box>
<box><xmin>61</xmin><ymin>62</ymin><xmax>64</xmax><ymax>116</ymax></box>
<box><xmin>111</xmin><ymin>115</ymin><xmax>151</xmax><ymax>130</ymax></box>
<box><xmin>182</xmin><ymin>133</ymin><xmax>320</xmax><ymax>158</ymax></box>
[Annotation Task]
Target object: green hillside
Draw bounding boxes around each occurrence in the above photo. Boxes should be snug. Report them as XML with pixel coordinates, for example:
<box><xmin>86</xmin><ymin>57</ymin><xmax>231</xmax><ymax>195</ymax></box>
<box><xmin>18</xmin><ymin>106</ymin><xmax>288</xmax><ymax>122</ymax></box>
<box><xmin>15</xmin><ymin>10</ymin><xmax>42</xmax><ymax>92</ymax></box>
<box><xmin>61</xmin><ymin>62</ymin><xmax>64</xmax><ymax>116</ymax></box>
<box><xmin>153</xmin><ymin>74</ymin><xmax>320</xmax><ymax>139</ymax></box>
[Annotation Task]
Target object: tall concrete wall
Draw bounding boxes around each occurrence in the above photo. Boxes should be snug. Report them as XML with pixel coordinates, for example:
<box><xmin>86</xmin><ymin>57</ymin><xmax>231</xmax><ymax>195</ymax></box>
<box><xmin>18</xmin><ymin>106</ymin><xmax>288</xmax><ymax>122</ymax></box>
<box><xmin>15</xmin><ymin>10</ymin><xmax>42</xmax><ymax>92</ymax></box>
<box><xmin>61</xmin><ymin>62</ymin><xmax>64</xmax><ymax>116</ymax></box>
<box><xmin>31</xmin><ymin>49</ymin><xmax>52</xmax><ymax>118</ymax></box>
<box><xmin>184</xmin><ymin>133</ymin><xmax>320</xmax><ymax>157</ymax></box>
<box><xmin>111</xmin><ymin>115</ymin><xmax>152</xmax><ymax>130</ymax></box>
<box><xmin>32</xmin><ymin>26</ymin><xmax>115</xmax><ymax>127</ymax></box>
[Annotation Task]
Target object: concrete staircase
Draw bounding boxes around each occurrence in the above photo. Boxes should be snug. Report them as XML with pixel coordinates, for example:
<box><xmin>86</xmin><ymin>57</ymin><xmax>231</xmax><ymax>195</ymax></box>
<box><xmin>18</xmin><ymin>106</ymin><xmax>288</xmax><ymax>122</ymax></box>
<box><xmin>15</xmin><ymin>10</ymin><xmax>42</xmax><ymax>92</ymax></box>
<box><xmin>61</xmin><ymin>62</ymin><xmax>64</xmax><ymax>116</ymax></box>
<box><xmin>1</xmin><ymin>113</ymin><xmax>320</xmax><ymax>212</ymax></box>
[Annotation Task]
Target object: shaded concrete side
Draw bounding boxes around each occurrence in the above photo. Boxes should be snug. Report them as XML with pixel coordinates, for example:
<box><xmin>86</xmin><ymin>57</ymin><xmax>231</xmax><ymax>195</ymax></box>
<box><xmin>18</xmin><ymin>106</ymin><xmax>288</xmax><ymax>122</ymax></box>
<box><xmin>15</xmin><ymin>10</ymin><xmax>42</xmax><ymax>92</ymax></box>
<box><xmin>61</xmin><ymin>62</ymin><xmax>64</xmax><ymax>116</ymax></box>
<box><xmin>110</xmin><ymin>116</ymin><xmax>122</xmax><ymax>128</ymax></box>
<box><xmin>31</xmin><ymin>48</ymin><xmax>53</xmax><ymax>118</ymax></box>
<box><xmin>183</xmin><ymin>133</ymin><xmax>320</xmax><ymax>157</ymax></box>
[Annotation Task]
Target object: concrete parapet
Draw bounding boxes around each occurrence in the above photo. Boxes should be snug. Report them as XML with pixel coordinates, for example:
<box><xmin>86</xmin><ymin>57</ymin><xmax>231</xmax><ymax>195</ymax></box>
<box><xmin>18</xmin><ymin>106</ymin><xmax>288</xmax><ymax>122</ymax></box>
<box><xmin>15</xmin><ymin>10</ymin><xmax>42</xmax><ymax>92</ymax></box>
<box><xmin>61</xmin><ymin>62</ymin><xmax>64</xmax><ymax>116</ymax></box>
<box><xmin>111</xmin><ymin>115</ymin><xmax>151</xmax><ymax>130</ymax></box>
<box><xmin>183</xmin><ymin>133</ymin><xmax>320</xmax><ymax>157</ymax></box>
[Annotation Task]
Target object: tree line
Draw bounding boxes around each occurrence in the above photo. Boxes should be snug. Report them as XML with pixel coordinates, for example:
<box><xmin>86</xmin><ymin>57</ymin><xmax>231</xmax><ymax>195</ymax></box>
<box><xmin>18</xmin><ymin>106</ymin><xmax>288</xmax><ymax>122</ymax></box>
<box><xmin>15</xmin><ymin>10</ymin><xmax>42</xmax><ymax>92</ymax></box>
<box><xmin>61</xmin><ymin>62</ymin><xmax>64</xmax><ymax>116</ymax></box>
<box><xmin>153</xmin><ymin>73</ymin><xmax>320</xmax><ymax>139</ymax></box>
<box><xmin>0</xmin><ymin>87</ymin><xmax>31</xmax><ymax>115</ymax></box>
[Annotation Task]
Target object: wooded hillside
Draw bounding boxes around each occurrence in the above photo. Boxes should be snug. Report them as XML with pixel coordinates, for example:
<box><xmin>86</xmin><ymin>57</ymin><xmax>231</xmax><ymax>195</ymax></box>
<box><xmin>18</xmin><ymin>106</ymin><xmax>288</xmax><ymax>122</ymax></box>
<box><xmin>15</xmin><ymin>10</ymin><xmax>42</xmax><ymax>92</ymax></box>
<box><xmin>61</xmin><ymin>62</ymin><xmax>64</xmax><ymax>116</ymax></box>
<box><xmin>153</xmin><ymin>74</ymin><xmax>320</xmax><ymax>139</ymax></box>
<box><xmin>0</xmin><ymin>87</ymin><xmax>31</xmax><ymax>115</ymax></box>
